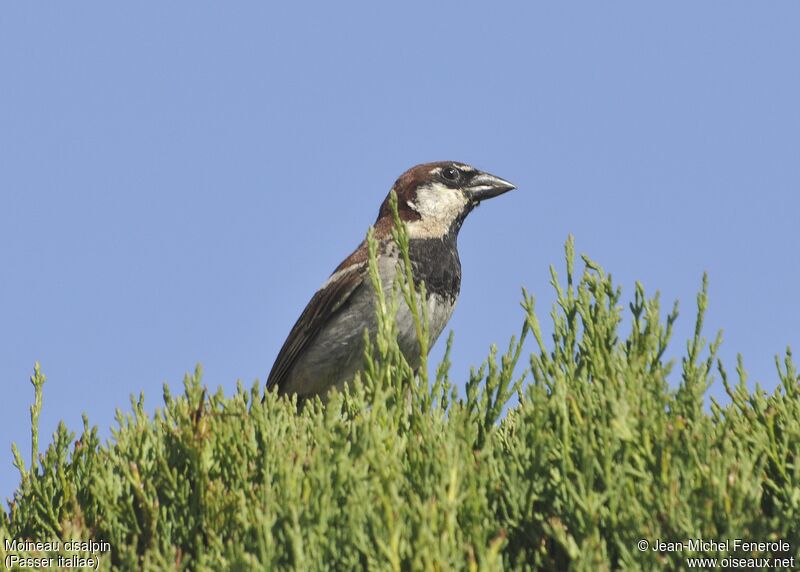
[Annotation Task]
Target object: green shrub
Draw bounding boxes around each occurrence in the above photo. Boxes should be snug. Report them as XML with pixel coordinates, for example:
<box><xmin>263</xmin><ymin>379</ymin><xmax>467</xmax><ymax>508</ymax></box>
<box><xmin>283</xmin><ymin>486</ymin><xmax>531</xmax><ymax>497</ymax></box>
<box><xmin>2</xmin><ymin>199</ymin><xmax>799</xmax><ymax>570</ymax></box>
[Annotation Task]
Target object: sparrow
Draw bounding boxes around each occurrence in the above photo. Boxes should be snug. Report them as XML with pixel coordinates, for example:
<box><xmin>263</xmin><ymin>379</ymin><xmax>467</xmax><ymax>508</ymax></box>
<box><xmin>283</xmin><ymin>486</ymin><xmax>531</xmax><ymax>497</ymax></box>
<box><xmin>267</xmin><ymin>161</ymin><xmax>515</xmax><ymax>401</ymax></box>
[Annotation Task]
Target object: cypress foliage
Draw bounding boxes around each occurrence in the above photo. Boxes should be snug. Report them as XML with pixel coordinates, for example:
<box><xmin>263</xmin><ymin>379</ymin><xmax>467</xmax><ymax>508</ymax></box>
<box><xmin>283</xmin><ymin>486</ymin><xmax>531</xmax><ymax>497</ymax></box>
<box><xmin>2</xmin><ymin>200</ymin><xmax>799</xmax><ymax>570</ymax></box>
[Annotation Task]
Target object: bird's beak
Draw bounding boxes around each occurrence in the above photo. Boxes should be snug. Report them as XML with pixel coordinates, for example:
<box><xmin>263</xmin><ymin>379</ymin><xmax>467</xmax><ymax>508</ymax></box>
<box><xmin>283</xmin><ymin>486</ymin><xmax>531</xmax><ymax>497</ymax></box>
<box><xmin>465</xmin><ymin>171</ymin><xmax>516</xmax><ymax>202</ymax></box>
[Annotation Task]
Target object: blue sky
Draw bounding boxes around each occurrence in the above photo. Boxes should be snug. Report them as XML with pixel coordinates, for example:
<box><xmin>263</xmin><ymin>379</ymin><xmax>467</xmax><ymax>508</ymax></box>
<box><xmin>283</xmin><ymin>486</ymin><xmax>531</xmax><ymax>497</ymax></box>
<box><xmin>2</xmin><ymin>3</ymin><xmax>799</xmax><ymax>503</ymax></box>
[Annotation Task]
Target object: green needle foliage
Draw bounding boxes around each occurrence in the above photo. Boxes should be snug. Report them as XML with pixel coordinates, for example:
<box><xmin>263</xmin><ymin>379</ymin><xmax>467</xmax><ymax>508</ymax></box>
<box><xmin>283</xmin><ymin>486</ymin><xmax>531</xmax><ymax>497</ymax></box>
<box><xmin>2</xmin><ymin>205</ymin><xmax>799</xmax><ymax>570</ymax></box>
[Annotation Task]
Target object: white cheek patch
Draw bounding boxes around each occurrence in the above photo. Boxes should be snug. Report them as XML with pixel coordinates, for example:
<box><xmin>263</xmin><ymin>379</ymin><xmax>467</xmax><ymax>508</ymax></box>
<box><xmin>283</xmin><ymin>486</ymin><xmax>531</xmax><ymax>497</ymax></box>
<box><xmin>405</xmin><ymin>183</ymin><xmax>468</xmax><ymax>239</ymax></box>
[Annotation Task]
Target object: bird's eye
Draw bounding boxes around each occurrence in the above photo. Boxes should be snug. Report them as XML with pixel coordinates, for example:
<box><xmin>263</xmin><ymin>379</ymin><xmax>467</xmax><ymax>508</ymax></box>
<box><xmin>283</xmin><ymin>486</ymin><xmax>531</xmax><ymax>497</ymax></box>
<box><xmin>441</xmin><ymin>166</ymin><xmax>461</xmax><ymax>182</ymax></box>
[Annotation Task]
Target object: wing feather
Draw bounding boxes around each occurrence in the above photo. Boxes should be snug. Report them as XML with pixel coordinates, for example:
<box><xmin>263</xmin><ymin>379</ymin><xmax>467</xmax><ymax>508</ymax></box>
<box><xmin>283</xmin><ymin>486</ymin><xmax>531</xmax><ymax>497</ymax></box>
<box><xmin>266</xmin><ymin>263</ymin><xmax>366</xmax><ymax>394</ymax></box>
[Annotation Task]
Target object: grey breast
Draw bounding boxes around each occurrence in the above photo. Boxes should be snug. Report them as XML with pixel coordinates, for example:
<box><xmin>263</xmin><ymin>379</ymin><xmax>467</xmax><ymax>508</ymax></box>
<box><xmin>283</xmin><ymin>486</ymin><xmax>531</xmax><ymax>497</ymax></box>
<box><xmin>286</xmin><ymin>239</ymin><xmax>459</xmax><ymax>399</ymax></box>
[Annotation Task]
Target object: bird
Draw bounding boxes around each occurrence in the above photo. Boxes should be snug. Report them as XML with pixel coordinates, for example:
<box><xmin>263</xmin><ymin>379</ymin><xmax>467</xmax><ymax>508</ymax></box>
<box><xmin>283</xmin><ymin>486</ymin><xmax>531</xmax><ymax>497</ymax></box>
<box><xmin>267</xmin><ymin>161</ymin><xmax>516</xmax><ymax>402</ymax></box>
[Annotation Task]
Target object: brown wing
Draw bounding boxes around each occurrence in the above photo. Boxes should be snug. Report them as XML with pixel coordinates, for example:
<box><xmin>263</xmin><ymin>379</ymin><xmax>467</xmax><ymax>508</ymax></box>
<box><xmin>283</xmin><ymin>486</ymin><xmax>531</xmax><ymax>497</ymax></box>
<box><xmin>266</xmin><ymin>262</ymin><xmax>366</xmax><ymax>394</ymax></box>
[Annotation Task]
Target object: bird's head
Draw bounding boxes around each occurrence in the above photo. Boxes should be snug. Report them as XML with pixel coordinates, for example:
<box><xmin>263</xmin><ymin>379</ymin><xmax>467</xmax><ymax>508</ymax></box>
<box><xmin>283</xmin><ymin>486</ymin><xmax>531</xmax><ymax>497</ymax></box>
<box><xmin>377</xmin><ymin>161</ymin><xmax>516</xmax><ymax>239</ymax></box>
